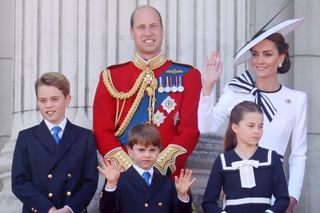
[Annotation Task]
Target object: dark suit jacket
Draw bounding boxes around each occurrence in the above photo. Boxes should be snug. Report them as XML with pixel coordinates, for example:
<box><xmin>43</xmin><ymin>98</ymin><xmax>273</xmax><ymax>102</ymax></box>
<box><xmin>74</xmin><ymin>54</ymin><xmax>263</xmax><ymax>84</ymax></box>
<box><xmin>100</xmin><ymin>166</ymin><xmax>192</xmax><ymax>213</ymax></box>
<box><xmin>12</xmin><ymin>120</ymin><xmax>98</xmax><ymax>213</ymax></box>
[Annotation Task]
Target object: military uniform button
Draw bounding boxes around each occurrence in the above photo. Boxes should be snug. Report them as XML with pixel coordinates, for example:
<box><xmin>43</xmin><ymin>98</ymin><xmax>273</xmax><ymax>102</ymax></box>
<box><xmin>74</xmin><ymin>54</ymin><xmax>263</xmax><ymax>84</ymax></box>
<box><xmin>48</xmin><ymin>193</ymin><xmax>53</xmax><ymax>198</ymax></box>
<box><xmin>48</xmin><ymin>174</ymin><xmax>53</xmax><ymax>179</ymax></box>
<box><xmin>144</xmin><ymin>203</ymin><xmax>149</xmax><ymax>208</ymax></box>
<box><xmin>66</xmin><ymin>191</ymin><xmax>72</xmax><ymax>196</ymax></box>
<box><xmin>158</xmin><ymin>202</ymin><xmax>163</xmax><ymax>207</ymax></box>
<box><xmin>67</xmin><ymin>173</ymin><xmax>72</xmax><ymax>178</ymax></box>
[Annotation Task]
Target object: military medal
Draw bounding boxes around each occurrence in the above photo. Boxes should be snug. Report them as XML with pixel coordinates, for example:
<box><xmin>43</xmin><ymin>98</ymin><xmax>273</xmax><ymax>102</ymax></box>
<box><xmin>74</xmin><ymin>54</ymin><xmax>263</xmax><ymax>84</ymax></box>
<box><xmin>164</xmin><ymin>76</ymin><xmax>171</xmax><ymax>93</ymax></box>
<box><xmin>177</xmin><ymin>76</ymin><xmax>184</xmax><ymax>92</ymax></box>
<box><xmin>157</xmin><ymin>76</ymin><xmax>165</xmax><ymax>93</ymax></box>
<box><xmin>161</xmin><ymin>96</ymin><xmax>176</xmax><ymax>114</ymax></box>
<box><xmin>171</xmin><ymin>76</ymin><xmax>178</xmax><ymax>92</ymax></box>
<box><xmin>153</xmin><ymin>110</ymin><xmax>166</xmax><ymax>126</ymax></box>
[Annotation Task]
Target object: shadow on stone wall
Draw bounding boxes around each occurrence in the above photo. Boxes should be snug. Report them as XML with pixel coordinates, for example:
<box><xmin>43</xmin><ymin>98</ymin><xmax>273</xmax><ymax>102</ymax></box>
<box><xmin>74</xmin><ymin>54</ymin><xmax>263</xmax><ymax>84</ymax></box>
<box><xmin>186</xmin><ymin>134</ymin><xmax>224</xmax><ymax>213</ymax></box>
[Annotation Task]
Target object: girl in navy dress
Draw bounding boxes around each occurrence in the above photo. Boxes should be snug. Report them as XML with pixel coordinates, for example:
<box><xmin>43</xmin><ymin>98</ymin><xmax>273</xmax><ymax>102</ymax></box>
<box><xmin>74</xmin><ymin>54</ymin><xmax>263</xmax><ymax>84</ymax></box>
<box><xmin>202</xmin><ymin>101</ymin><xmax>289</xmax><ymax>213</ymax></box>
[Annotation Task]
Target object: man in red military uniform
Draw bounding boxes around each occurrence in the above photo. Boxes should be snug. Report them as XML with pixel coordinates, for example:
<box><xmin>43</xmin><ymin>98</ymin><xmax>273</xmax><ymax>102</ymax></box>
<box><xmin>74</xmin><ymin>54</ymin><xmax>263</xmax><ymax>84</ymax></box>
<box><xmin>93</xmin><ymin>5</ymin><xmax>201</xmax><ymax>176</ymax></box>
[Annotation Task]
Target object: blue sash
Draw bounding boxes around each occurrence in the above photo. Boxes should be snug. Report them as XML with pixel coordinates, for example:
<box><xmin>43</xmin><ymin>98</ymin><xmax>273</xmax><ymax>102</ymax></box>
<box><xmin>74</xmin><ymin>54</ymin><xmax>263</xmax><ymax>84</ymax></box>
<box><xmin>118</xmin><ymin>63</ymin><xmax>191</xmax><ymax>144</ymax></box>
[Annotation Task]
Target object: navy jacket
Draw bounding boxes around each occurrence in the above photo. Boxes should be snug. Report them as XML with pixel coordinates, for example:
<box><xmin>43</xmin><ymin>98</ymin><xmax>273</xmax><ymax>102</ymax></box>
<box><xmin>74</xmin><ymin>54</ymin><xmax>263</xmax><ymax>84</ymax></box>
<box><xmin>100</xmin><ymin>166</ymin><xmax>192</xmax><ymax>213</ymax></box>
<box><xmin>202</xmin><ymin>147</ymin><xmax>289</xmax><ymax>213</ymax></box>
<box><xmin>12</xmin><ymin>120</ymin><xmax>98</xmax><ymax>213</ymax></box>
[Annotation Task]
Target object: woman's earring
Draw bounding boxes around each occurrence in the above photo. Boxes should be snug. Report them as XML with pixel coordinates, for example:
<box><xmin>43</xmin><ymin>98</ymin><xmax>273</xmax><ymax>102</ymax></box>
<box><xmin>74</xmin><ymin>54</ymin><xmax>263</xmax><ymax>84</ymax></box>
<box><xmin>278</xmin><ymin>64</ymin><xmax>282</xmax><ymax>68</ymax></box>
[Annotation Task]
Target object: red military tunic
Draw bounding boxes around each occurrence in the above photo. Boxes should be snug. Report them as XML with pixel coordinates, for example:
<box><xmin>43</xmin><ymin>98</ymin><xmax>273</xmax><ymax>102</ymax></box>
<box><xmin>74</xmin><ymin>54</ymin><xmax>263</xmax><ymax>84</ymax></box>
<box><xmin>93</xmin><ymin>53</ymin><xmax>201</xmax><ymax>176</ymax></box>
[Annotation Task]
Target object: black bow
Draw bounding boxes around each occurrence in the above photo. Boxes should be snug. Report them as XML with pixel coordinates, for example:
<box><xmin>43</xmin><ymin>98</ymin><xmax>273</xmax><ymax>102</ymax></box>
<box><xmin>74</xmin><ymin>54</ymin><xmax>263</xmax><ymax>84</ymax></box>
<box><xmin>228</xmin><ymin>71</ymin><xmax>277</xmax><ymax>122</ymax></box>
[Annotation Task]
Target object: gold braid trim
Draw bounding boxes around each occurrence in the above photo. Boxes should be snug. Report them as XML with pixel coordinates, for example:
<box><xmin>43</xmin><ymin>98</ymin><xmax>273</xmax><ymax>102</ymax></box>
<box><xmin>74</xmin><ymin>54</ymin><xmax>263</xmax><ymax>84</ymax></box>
<box><xmin>102</xmin><ymin>69</ymin><xmax>144</xmax><ymax>100</ymax></box>
<box><xmin>102</xmin><ymin>68</ymin><xmax>158</xmax><ymax>137</ymax></box>
<box><xmin>115</xmin><ymin>79</ymin><xmax>148</xmax><ymax>137</ymax></box>
<box><xmin>102</xmin><ymin>53</ymin><xmax>166</xmax><ymax>137</ymax></box>
<box><xmin>105</xmin><ymin>147</ymin><xmax>133</xmax><ymax>171</ymax></box>
<box><xmin>154</xmin><ymin>144</ymin><xmax>187</xmax><ymax>175</ymax></box>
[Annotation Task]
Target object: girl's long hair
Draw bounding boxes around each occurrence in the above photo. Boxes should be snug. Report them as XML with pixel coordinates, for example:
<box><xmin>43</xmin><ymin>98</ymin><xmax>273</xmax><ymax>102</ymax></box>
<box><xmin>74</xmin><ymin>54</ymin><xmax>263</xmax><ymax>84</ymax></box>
<box><xmin>224</xmin><ymin>101</ymin><xmax>263</xmax><ymax>151</ymax></box>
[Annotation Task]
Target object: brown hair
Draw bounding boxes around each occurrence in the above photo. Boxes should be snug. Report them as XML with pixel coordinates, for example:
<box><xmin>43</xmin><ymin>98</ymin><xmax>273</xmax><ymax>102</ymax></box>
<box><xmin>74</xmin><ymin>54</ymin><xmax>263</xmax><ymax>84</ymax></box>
<box><xmin>130</xmin><ymin>5</ymin><xmax>163</xmax><ymax>28</ymax></box>
<box><xmin>224</xmin><ymin>101</ymin><xmax>263</xmax><ymax>151</ymax></box>
<box><xmin>128</xmin><ymin>123</ymin><xmax>161</xmax><ymax>149</ymax></box>
<box><xmin>251</xmin><ymin>31</ymin><xmax>291</xmax><ymax>74</ymax></box>
<box><xmin>266</xmin><ymin>33</ymin><xmax>291</xmax><ymax>74</ymax></box>
<box><xmin>35</xmin><ymin>72</ymin><xmax>70</xmax><ymax>97</ymax></box>
<box><xmin>265</xmin><ymin>33</ymin><xmax>291</xmax><ymax>74</ymax></box>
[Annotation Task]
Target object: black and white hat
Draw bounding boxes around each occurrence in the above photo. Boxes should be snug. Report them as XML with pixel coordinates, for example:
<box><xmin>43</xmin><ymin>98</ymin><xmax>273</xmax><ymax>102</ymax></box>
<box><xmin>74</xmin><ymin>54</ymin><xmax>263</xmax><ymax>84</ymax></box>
<box><xmin>233</xmin><ymin>18</ymin><xmax>304</xmax><ymax>65</ymax></box>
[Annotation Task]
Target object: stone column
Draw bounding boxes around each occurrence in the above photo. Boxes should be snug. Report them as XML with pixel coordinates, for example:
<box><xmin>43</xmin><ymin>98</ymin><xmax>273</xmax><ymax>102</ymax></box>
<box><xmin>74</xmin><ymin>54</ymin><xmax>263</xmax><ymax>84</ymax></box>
<box><xmin>293</xmin><ymin>0</ymin><xmax>320</xmax><ymax>212</ymax></box>
<box><xmin>0</xmin><ymin>0</ymin><xmax>250</xmax><ymax>212</ymax></box>
<box><xmin>186</xmin><ymin>1</ymin><xmax>252</xmax><ymax>212</ymax></box>
<box><xmin>0</xmin><ymin>0</ymin><xmax>100</xmax><ymax>212</ymax></box>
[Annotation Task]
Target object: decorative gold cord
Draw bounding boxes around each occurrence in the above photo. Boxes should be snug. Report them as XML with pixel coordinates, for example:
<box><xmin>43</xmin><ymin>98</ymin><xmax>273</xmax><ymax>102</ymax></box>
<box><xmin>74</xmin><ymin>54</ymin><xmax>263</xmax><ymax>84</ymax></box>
<box><xmin>115</xmin><ymin>80</ymin><xmax>147</xmax><ymax>136</ymax></box>
<box><xmin>103</xmin><ymin>69</ymin><xmax>144</xmax><ymax>100</ymax></box>
<box><xmin>102</xmin><ymin>53</ymin><xmax>165</xmax><ymax>137</ymax></box>
<box><xmin>115</xmin><ymin>99</ymin><xmax>126</xmax><ymax>127</ymax></box>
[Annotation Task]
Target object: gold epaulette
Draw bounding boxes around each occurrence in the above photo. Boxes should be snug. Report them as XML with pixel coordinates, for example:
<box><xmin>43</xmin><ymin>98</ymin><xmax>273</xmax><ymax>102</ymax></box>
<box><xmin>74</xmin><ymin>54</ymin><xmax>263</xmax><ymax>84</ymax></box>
<box><xmin>105</xmin><ymin>147</ymin><xmax>133</xmax><ymax>171</ymax></box>
<box><xmin>154</xmin><ymin>144</ymin><xmax>187</xmax><ymax>175</ymax></box>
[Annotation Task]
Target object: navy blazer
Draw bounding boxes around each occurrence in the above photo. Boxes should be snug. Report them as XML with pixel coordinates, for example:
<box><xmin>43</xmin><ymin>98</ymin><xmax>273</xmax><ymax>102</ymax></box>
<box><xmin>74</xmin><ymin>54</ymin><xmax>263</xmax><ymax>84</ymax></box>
<box><xmin>12</xmin><ymin>120</ymin><xmax>98</xmax><ymax>213</ymax></box>
<box><xmin>100</xmin><ymin>166</ymin><xmax>192</xmax><ymax>213</ymax></box>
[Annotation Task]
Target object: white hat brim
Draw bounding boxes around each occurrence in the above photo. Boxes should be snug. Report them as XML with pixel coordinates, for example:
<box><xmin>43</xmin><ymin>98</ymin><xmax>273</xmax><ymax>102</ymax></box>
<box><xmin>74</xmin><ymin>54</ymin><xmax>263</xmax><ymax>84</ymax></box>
<box><xmin>233</xmin><ymin>18</ymin><xmax>304</xmax><ymax>65</ymax></box>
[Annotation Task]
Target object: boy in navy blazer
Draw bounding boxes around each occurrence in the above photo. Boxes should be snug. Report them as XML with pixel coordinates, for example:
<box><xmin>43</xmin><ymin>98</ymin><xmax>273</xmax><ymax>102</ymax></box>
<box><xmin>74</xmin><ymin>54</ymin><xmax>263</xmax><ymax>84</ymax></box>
<box><xmin>12</xmin><ymin>72</ymin><xmax>98</xmax><ymax>213</ymax></box>
<box><xmin>98</xmin><ymin>123</ymin><xmax>195</xmax><ymax>213</ymax></box>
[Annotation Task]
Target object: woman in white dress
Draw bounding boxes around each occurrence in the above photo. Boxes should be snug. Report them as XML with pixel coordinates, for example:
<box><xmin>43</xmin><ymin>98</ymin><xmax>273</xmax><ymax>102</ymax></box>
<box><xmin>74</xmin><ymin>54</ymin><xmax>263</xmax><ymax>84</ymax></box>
<box><xmin>198</xmin><ymin>19</ymin><xmax>307</xmax><ymax>213</ymax></box>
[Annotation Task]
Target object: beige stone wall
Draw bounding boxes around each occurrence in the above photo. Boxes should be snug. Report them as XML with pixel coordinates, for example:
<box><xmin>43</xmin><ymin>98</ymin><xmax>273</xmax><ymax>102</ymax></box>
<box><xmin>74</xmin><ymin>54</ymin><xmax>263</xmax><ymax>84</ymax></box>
<box><xmin>0</xmin><ymin>1</ymin><xmax>14</xmax><ymax>151</ymax></box>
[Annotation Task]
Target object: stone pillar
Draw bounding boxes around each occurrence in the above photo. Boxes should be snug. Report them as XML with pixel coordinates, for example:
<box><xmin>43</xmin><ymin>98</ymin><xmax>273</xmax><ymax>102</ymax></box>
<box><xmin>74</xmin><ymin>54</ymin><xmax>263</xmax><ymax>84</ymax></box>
<box><xmin>0</xmin><ymin>0</ymin><xmax>251</xmax><ymax>212</ymax></box>
<box><xmin>0</xmin><ymin>0</ymin><xmax>100</xmax><ymax>212</ymax></box>
<box><xmin>293</xmin><ymin>0</ymin><xmax>320</xmax><ymax>212</ymax></box>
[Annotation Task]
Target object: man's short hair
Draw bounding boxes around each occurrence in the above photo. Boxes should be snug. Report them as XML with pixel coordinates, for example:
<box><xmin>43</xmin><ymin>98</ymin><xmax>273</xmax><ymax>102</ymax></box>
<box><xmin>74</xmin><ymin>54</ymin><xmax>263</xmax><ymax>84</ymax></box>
<box><xmin>130</xmin><ymin>5</ymin><xmax>163</xmax><ymax>28</ymax></box>
<box><xmin>35</xmin><ymin>72</ymin><xmax>70</xmax><ymax>97</ymax></box>
<box><xmin>128</xmin><ymin>123</ymin><xmax>161</xmax><ymax>149</ymax></box>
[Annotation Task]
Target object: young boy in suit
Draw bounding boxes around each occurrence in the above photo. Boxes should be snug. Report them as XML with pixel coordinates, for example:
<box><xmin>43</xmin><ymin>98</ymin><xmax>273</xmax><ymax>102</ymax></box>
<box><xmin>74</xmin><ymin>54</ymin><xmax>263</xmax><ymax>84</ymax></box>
<box><xmin>98</xmin><ymin>123</ymin><xmax>195</xmax><ymax>213</ymax></box>
<box><xmin>12</xmin><ymin>72</ymin><xmax>98</xmax><ymax>213</ymax></box>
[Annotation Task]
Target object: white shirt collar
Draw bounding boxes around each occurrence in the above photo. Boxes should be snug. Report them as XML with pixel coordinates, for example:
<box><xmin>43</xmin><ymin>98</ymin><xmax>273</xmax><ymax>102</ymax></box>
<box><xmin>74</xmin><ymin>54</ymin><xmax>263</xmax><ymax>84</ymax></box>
<box><xmin>132</xmin><ymin>164</ymin><xmax>154</xmax><ymax>177</ymax></box>
<box><xmin>44</xmin><ymin>117</ymin><xmax>67</xmax><ymax>133</ymax></box>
